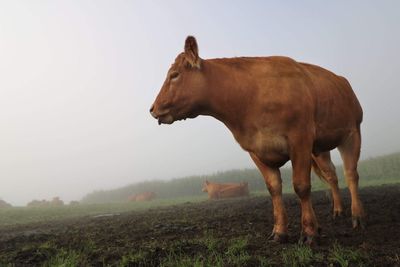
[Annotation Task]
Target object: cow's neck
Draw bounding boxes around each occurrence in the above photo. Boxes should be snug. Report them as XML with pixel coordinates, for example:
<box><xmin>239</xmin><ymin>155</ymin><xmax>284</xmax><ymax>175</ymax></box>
<box><xmin>201</xmin><ymin>59</ymin><xmax>252</xmax><ymax>134</ymax></box>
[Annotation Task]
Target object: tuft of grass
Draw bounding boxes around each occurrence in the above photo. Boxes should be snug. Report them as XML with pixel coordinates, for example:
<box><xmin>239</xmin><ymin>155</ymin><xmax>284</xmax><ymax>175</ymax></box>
<box><xmin>257</xmin><ymin>256</ymin><xmax>272</xmax><ymax>267</ymax></box>
<box><xmin>224</xmin><ymin>237</ymin><xmax>251</xmax><ymax>266</ymax></box>
<box><xmin>282</xmin><ymin>244</ymin><xmax>323</xmax><ymax>267</ymax></box>
<box><xmin>160</xmin><ymin>252</ymin><xmax>222</xmax><ymax>267</ymax></box>
<box><xmin>328</xmin><ymin>241</ymin><xmax>367</xmax><ymax>267</ymax></box>
<box><xmin>157</xmin><ymin>236</ymin><xmax>252</xmax><ymax>267</ymax></box>
<box><xmin>42</xmin><ymin>249</ymin><xmax>82</xmax><ymax>267</ymax></box>
<box><xmin>202</xmin><ymin>234</ymin><xmax>219</xmax><ymax>252</ymax></box>
<box><xmin>225</xmin><ymin>237</ymin><xmax>249</xmax><ymax>256</ymax></box>
<box><xmin>119</xmin><ymin>250</ymin><xmax>152</xmax><ymax>267</ymax></box>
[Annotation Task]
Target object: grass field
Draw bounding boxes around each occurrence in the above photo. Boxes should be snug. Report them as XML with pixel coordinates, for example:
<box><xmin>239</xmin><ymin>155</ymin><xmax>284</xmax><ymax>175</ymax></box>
<box><xmin>0</xmin><ymin>195</ymin><xmax>207</xmax><ymax>227</ymax></box>
<box><xmin>1</xmin><ymin>175</ymin><xmax>399</xmax><ymax>228</ymax></box>
<box><xmin>0</xmin><ymin>185</ymin><xmax>399</xmax><ymax>266</ymax></box>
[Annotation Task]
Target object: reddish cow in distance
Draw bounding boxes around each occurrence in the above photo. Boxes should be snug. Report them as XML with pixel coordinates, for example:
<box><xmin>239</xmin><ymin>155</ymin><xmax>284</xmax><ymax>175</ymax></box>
<box><xmin>150</xmin><ymin>36</ymin><xmax>364</xmax><ymax>244</ymax></box>
<box><xmin>202</xmin><ymin>180</ymin><xmax>249</xmax><ymax>199</ymax></box>
<box><xmin>128</xmin><ymin>192</ymin><xmax>156</xmax><ymax>202</ymax></box>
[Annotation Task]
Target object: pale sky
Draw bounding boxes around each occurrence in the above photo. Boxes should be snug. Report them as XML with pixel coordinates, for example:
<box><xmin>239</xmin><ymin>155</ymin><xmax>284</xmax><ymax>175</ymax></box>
<box><xmin>0</xmin><ymin>1</ymin><xmax>399</xmax><ymax>205</ymax></box>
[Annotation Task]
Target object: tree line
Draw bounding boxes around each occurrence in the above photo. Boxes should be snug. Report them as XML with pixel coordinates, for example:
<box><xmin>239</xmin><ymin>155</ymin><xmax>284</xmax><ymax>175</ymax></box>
<box><xmin>81</xmin><ymin>152</ymin><xmax>400</xmax><ymax>204</ymax></box>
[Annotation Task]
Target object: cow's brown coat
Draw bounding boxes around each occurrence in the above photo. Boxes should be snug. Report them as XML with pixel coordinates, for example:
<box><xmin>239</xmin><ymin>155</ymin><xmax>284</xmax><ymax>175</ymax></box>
<box><xmin>202</xmin><ymin>180</ymin><xmax>249</xmax><ymax>199</ymax></box>
<box><xmin>128</xmin><ymin>192</ymin><xmax>156</xmax><ymax>202</ymax></box>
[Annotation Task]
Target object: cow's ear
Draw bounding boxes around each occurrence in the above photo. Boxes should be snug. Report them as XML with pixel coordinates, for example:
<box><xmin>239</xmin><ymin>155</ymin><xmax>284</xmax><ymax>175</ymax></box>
<box><xmin>205</xmin><ymin>180</ymin><xmax>209</xmax><ymax>185</ymax></box>
<box><xmin>184</xmin><ymin>36</ymin><xmax>201</xmax><ymax>68</ymax></box>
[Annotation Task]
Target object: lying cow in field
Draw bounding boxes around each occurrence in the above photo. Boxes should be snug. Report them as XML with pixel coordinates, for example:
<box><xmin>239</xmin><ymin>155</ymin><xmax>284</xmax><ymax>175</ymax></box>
<box><xmin>150</xmin><ymin>36</ymin><xmax>365</xmax><ymax>244</ymax></box>
<box><xmin>202</xmin><ymin>180</ymin><xmax>249</xmax><ymax>199</ymax></box>
<box><xmin>128</xmin><ymin>192</ymin><xmax>156</xmax><ymax>202</ymax></box>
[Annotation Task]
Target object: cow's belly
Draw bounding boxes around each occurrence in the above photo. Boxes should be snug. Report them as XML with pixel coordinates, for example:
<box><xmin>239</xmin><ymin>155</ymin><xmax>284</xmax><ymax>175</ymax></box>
<box><xmin>241</xmin><ymin>131</ymin><xmax>290</xmax><ymax>168</ymax></box>
<box><xmin>313</xmin><ymin>127</ymin><xmax>351</xmax><ymax>154</ymax></box>
<box><xmin>257</xmin><ymin>152</ymin><xmax>290</xmax><ymax>168</ymax></box>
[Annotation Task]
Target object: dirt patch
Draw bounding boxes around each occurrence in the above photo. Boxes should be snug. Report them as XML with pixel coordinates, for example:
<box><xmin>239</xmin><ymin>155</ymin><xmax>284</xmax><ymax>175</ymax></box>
<box><xmin>0</xmin><ymin>185</ymin><xmax>399</xmax><ymax>266</ymax></box>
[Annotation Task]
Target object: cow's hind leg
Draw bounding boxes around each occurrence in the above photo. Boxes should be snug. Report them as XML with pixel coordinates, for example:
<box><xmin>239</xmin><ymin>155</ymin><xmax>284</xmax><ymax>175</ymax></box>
<box><xmin>250</xmin><ymin>153</ymin><xmax>288</xmax><ymax>243</ymax></box>
<box><xmin>312</xmin><ymin>152</ymin><xmax>343</xmax><ymax>218</ymax></box>
<box><xmin>290</xmin><ymin>140</ymin><xmax>319</xmax><ymax>245</ymax></box>
<box><xmin>338</xmin><ymin>129</ymin><xmax>365</xmax><ymax>229</ymax></box>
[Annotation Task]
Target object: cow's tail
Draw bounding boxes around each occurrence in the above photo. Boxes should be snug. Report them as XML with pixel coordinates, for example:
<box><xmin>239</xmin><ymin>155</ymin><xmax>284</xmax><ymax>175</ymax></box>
<box><xmin>311</xmin><ymin>157</ymin><xmax>328</xmax><ymax>184</ymax></box>
<box><xmin>311</xmin><ymin>157</ymin><xmax>334</xmax><ymax>201</ymax></box>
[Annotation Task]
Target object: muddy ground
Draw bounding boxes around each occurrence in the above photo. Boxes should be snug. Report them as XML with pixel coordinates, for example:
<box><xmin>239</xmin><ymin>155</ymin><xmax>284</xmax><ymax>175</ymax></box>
<box><xmin>0</xmin><ymin>184</ymin><xmax>399</xmax><ymax>266</ymax></box>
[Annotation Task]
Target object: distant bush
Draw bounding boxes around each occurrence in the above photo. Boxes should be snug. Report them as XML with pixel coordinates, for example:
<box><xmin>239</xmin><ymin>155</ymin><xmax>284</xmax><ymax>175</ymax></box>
<box><xmin>81</xmin><ymin>152</ymin><xmax>400</xmax><ymax>204</ymax></box>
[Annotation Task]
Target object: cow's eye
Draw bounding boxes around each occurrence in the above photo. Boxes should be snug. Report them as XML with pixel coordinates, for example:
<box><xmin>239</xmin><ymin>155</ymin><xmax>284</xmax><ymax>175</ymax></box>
<box><xmin>170</xmin><ymin>71</ymin><xmax>179</xmax><ymax>80</ymax></box>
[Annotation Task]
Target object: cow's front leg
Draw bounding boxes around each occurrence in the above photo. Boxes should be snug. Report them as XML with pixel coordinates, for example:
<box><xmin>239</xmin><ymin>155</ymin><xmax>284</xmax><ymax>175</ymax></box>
<box><xmin>291</xmin><ymin>146</ymin><xmax>319</xmax><ymax>245</ymax></box>
<box><xmin>250</xmin><ymin>153</ymin><xmax>288</xmax><ymax>243</ymax></box>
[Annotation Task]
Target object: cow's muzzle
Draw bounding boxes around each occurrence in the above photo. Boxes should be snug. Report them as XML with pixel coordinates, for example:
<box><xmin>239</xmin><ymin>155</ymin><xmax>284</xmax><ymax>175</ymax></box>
<box><xmin>149</xmin><ymin>104</ymin><xmax>174</xmax><ymax>125</ymax></box>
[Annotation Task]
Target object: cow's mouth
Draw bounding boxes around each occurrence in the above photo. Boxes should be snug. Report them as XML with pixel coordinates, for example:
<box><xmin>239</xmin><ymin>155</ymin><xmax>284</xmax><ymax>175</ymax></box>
<box><xmin>150</xmin><ymin>108</ymin><xmax>174</xmax><ymax>125</ymax></box>
<box><xmin>157</xmin><ymin>114</ymin><xmax>174</xmax><ymax>125</ymax></box>
<box><xmin>151</xmin><ymin>108</ymin><xmax>191</xmax><ymax>125</ymax></box>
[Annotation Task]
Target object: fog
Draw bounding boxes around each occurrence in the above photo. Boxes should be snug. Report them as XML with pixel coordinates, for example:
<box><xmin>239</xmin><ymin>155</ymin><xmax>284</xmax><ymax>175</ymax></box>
<box><xmin>0</xmin><ymin>1</ymin><xmax>399</xmax><ymax>205</ymax></box>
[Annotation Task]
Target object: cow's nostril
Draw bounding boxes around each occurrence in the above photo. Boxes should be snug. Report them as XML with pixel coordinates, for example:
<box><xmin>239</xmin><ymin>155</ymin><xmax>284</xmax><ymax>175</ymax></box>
<box><xmin>149</xmin><ymin>104</ymin><xmax>154</xmax><ymax>113</ymax></box>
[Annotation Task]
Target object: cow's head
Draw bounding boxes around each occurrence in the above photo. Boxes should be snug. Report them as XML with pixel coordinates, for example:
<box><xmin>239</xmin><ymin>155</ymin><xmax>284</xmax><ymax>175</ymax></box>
<box><xmin>150</xmin><ymin>36</ymin><xmax>207</xmax><ymax>125</ymax></box>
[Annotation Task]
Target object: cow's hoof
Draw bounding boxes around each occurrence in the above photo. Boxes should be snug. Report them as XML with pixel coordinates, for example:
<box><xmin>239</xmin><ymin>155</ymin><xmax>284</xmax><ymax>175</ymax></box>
<box><xmin>298</xmin><ymin>233</ymin><xmax>319</xmax><ymax>246</ymax></box>
<box><xmin>333</xmin><ymin>210</ymin><xmax>343</xmax><ymax>219</ymax></box>
<box><xmin>352</xmin><ymin>216</ymin><xmax>366</xmax><ymax>229</ymax></box>
<box><xmin>268</xmin><ymin>232</ymin><xmax>288</xmax><ymax>243</ymax></box>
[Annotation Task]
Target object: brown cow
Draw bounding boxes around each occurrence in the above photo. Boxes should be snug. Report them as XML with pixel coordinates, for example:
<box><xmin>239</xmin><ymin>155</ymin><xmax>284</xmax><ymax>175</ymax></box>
<box><xmin>201</xmin><ymin>180</ymin><xmax>240</xmax><ymax>193</ymax></box>
<box><xmin>150</xmin><ymin>36</ymin><xmax>365</xmax><ymax>244</ymax></box>
<box><xmin>202</xmin><ymin>180</ymin><xmax>249</xmax><ymax>199</ymax></box>
<box><xmin>219</xmin><ymin>184</ymin><xmax>249</xmax><ymax>199</ymax></box>
<box><xmin>128</xmin><ymin>192</ymin><xmax>156</xmax><ymax>202</ymax></box>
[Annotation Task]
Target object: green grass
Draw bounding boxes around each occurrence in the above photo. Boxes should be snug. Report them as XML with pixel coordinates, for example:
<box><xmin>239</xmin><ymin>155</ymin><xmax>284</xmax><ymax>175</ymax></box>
<box><xmin>0</xmin><ymin>195</ymin><xmax>207</xmax><ymax>227</ymax></box>
<box><xmin>19</xmin><ymin>238</ymin><xmax>369</xmax><ymax>267</ymax></box>
<box><xmin>282</xmin><ymin>244</ymin><xmax>324</xmax><ymax>267</ymax></box>
<box><xmin>1</xmin><ymin>178</ymin><xmax>399</xmax><ymax>228</ymax></box>
<box><xmin>224</xmin><ymin>237</ymin><xmax>251</xmax><ymax>266</ymax></box>
<box><xmin>119</xmin><ymin>251</ymin><xmax>154</xmax><ymax>267</ymax></box>
<box><xmin>328</xmin><ymin>241</ymin><xmax>367</xmax><ymax>267</ymax></box>
<box><xmin>157</xmin><ymin>236</ymin><xmax>252</xmax><ymax>267</ymax></box>
<box><xmin>280</xmin><ymin>242</ymin><xmax>369</xmax><ymax>267</ymax></box>
<box><xmin>42</xmin><ymin>249</ymin><xmax>82</xmax><ymax>267</ymax></box>
<box><xmin>0</xmin><ymin>223</ymin><xmax>373</xmax><ymax>267</ymax></box>
<box><xmin>112</xmin><ymin>234</ymin><xmax>253</xmax><ymax>267</ymax></box>
<box><xmin>117</xmin><ymin>237</ymin><xmax>367</xmax><ymax>267</ymax></box>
